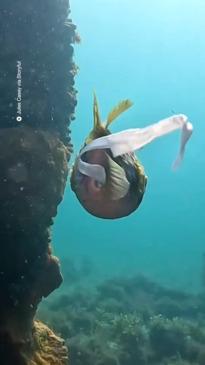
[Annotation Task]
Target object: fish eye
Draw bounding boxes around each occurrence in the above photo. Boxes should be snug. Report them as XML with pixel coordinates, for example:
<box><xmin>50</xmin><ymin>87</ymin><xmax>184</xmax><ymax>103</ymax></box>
<box><xmin>94</xmin><ymin>180</ymin><xmax>103</xmax><ymax>188</ymax></box>
<box><xmin>88</xmin><ymin>179</ymin><xmax>104</xmax><ymax>194</ymax></box>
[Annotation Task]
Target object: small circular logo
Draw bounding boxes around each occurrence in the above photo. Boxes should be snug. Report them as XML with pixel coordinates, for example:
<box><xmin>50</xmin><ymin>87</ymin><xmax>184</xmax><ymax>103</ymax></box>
<box><xmin>16</xmin><ymin>116</ymin><xmax>22</xmax><ymax>122</ymax></box>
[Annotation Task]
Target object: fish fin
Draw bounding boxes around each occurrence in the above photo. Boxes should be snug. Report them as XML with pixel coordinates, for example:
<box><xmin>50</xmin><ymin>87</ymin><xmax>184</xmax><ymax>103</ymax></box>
<box><xmin>105</xmin><ymin>153</ymin><xmax>130</xmax><ymax>200</ymax></box>
<box><xmin>93</xmin><ymin>92</ymin><xmax>102</xmax><ymax>129</ymax></box>
<box><xmin>105</xmin><ymin>99</ymin><xmax>133</xmax><ymax>128</ymax></box>
<box><xmin>85</xmin><ymin>93</ymin><xmax>104</xmax><ymax>144</ymax></box>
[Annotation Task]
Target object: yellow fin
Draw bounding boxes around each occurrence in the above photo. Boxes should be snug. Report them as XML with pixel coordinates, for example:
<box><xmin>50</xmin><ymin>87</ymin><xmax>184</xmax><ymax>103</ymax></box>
<box><xmin>105</xmin><ymin>99</ymin><xmax>133</xmax><ymax>128</ymax></box>
<box><xmin>93</xmin><ymin>93</ymin><xmax>102</xmax><ymax>129</ymax></box>
<box><xmin>105</xmin><ymin>153</ymin><xmax>130</xmax><ymax>200</ymax></box>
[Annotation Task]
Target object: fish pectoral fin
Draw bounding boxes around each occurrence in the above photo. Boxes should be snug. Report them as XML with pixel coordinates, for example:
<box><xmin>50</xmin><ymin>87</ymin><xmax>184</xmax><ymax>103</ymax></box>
<box><xmin>105</xmin><ymin>99</ymin><xmax>133</xmax><ymax>128</ymax></box>
<box><xmin>105</xmin><ymin>154</ymin><xmax>130</xmax><ymax>200</ymax></box>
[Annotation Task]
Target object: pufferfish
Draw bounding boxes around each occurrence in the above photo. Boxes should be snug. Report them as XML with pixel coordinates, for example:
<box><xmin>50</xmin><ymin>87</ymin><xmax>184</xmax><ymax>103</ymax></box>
<box><xmin>70</xmin><ymin>94</ymin><xmax>193</xmax><ymax>219</ymax></box>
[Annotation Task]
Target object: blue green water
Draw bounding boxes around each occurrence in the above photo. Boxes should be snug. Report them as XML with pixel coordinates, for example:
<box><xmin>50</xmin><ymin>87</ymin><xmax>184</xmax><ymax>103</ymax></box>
<box><xmin>53</xmin><ymin>0</ymin><xmax>205</xmax><ymax>293</ymax></box>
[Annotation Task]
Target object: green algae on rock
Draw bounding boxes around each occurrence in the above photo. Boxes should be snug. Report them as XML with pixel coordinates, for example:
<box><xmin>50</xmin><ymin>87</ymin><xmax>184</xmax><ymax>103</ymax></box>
<box><xmin>39</xmin><ymin>274</ymin><xmax>205</xmax><ymax>365</ymax></box>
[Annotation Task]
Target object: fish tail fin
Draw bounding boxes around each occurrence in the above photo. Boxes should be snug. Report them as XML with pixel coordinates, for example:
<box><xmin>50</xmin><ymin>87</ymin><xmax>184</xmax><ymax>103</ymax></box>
<box><xmin>93</xmin><ymin>92</ymin><xmax>102</xmax><ymax>129</ymax></box>
<box><xmin>105</xmin><ymin>99</ymin><xmax>133</xmax><ymax>128</ymax></box>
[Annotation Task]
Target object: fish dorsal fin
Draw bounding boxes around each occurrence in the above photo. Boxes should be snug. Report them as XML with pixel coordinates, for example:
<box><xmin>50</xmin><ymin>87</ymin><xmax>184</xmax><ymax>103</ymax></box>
<box><xmin>105</xmin><ymin>153</ymin><xmax>130</xmax><ymax>200</ymax></box>
<box><xmin>85</xmin><ymin>93</ymin><xmax>104</xmax><ymax>144</ymax></box>
<box><xmin>105</xmin><ymin>99</ymin><xmax>133</xmax><ymax>128</ymax></box>
<box><xmin>93</xmin><ymin>92</ymin><xmax>102</xmax><ymax>129</ymax></box>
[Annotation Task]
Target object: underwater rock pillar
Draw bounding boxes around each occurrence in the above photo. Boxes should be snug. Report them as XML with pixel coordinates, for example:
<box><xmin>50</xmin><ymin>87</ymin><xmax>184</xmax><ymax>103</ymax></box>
<box><xmin>0</xmin><ymin>0</ymin><xmax>77</xmax><ymax>363</ymax></box>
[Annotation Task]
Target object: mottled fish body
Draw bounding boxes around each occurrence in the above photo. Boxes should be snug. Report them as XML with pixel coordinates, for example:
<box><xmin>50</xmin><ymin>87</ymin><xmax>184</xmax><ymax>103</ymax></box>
<box><xmin>71</xmin><ymin>95</ymin><xmax>147</xmax><ymax>219</ymax></box>
<box><xmin>71</xmin><ymin>94</ymin><xmax>193</xmax><ymax>219</ymax></box>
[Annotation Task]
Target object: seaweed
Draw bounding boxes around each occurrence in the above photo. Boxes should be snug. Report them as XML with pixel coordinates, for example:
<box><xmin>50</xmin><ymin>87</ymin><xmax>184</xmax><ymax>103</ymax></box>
<box><xmin>39</xmin><ymin>274</ymin><xmax>205</xmax><ymax>365</ymax></box>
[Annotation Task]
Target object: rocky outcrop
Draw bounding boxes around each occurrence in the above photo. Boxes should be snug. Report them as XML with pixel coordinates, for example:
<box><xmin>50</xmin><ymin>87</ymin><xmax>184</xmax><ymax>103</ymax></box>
<box><xmin>0</xmin><ymin>0</ymin><xmax>77</xmax><ymax>363</ymax></box>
